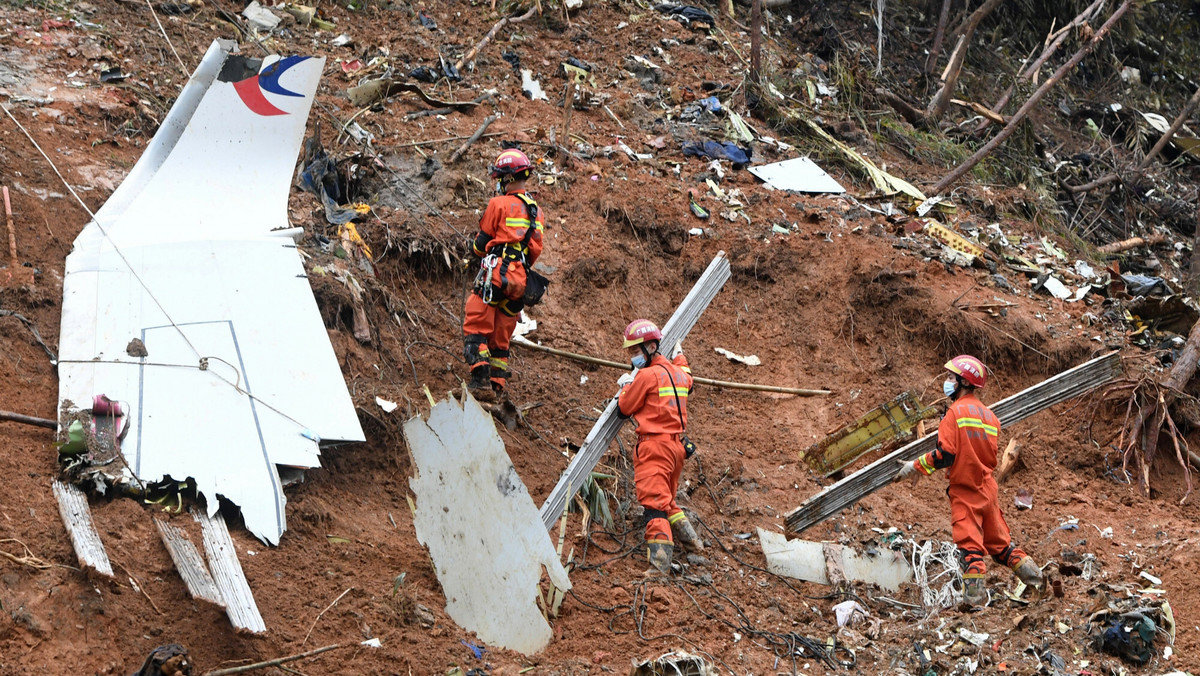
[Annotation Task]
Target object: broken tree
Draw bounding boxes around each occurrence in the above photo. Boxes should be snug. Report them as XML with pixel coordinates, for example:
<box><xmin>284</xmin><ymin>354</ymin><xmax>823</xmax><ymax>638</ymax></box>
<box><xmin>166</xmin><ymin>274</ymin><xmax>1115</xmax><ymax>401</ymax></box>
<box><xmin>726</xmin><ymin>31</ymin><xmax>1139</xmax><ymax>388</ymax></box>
<box><xmin>785</xmin><ymin>352</ymin><xmax>1121</xmax><ymax>534</ymax></box>
<box><xmin>539</xmin><ymin>252</ymin><xmax>732</xmax><ymax>530</ymax></box>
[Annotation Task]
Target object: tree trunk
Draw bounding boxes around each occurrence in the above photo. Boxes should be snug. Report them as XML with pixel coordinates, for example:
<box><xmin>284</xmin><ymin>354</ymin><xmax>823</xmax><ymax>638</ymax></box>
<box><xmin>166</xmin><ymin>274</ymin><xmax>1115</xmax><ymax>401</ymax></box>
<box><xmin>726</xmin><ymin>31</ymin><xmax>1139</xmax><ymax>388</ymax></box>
<box><xmin>750</xmin><ymin>0</ymin><xmax>762</xmax><ymax>83</ymax></box>
<box><xmin>926</xmin><ymin>0</ymin><xmax>1003</xmax><ymax>122</ymax></box>
<box><xmin>924</xmin><ymin>0</ymin><xmax>951</xmax><ymax>75</ymax></box>
<box><xmin>1190</xmin><ymin>208</ymin><xmax>1200</xmax><ymax>298</ymax></box>
<box><xmin>975</xmin><ymin>0</ymin><xmax>1105</xmax><ymax>133</ymax></box>
<box><xmin>930</xmin><ymin>0</ymin><xmax>1134</xmax><ymax>195</ymax></box>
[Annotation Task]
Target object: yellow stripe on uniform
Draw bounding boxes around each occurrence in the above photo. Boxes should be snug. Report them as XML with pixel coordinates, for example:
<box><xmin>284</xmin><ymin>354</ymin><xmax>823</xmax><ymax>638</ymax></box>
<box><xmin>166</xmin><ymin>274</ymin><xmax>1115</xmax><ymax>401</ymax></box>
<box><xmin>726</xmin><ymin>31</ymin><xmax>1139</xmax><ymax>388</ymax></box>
<box><xmin>657</xmin><ymin>387</ymin><xmax>688</xmax><ymax>398</ymax></box>
<box><xmin>918</xmin><ymin>455</ymin><xmax>935</xmax><ymax>474</ymax></box>
<box><xmin>668</xmin><ymin>512</ymin><xmax>687</xmax><ymax>524</ymax></box>
<box><xmin>956</xmin><ymin>417</ymin><xmax>998</xmax><ymax>436</ymax></box>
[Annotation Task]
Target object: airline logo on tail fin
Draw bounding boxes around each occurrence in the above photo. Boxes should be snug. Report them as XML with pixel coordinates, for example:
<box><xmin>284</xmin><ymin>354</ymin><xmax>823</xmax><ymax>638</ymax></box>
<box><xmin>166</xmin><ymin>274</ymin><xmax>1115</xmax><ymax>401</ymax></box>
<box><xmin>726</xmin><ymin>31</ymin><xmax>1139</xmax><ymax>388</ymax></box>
<box><xmin>219</xmin><ymin>54</ymin><xmax>313</xmax><ymax>116</ymax></box>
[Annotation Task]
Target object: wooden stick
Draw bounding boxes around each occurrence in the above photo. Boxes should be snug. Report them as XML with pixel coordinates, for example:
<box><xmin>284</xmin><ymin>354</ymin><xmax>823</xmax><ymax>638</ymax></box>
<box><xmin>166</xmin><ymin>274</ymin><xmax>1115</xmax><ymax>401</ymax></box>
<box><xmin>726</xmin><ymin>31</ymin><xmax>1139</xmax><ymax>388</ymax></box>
<box><xmin>301</xmin><ymin>588</ymin><xmax>351</xmax><ymax>646</ymax></box>
<box><xmin>512</xmin><ymin>338</ymin><xmax>832</xmax><ymax>396</ymax></box>
<box><xmin>560</xmin><ymin>81</ymin><xmax>576</xmax><ymax>165</ymax></box>
<box><xmin>2</xmin><ymin>186</ymin><xmax>17</xmax><ymax>264</ymax></box>
<box><xmin>393</xmin><ymin>131</ymin><xmax>503</xmax><ymax>149</ymax></box>
<box><xmin>1096</xmin><ymin>234</ymin><xmax>1167</xmax><ymax>254</ymax></box>
<box><xmin>995</xmin><ymin>438</ymin><xmax>1020</xmax><ymax>483</ymax></box>
<box><xmin>202</xmin><ymin>645</ymin><xmax>345</xmax><ymax>676</ymax></box>
<box><xmin>929</xmin><ymin>0</ymin><xmax>1134</xmax><ymax>195</ymax></box>
<box><xmin>454</xmin><ymin>4</ymin><xmax>539</xmax><ymax>73</ymax></box>
<box><xmin>0</xmin><ymin>409</ymin><xmax>56</xmax><ymax>429</ymax></box>
<box><xmin>449</xmin><ymin>114</ymin><xmax>498</xmax><ymax>164</ymax></box>
<box><xmin>145</xmin><ymin>0</ymin><xmax>189</xmax><ymax>78</ymax></box>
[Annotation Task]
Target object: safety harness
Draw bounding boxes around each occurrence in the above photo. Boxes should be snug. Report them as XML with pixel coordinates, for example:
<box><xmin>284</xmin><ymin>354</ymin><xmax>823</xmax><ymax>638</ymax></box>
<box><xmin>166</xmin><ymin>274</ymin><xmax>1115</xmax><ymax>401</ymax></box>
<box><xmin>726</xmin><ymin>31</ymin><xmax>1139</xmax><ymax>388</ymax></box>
<box><xmin>474</xmin><ymin>193</ymin><xmax>549</xmax><ymax>312</ymax></box>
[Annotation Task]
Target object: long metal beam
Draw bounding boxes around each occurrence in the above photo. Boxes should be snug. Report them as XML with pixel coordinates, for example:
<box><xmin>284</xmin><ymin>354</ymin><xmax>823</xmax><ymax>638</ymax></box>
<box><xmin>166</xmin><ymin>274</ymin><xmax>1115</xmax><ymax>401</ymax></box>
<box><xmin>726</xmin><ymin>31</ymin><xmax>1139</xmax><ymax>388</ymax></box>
<box><xmin>784</xmin><ymin>351</ymin><xmax>1121</xmax><ymax>534</ymax></box>
<box><xmin>539</xmin><ymin>251</ymin><xmax>732</xmax><ymax>530</ymax></box>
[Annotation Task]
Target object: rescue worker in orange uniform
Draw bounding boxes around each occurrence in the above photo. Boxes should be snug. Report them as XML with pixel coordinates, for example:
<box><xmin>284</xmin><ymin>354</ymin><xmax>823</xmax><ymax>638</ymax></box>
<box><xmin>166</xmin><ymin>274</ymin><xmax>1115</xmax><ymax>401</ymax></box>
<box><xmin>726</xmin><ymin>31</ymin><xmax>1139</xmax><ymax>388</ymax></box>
<box><xmin>462</xmin><ymin>149</ymin><xmax>545</xmax><ymax>401</ymax></box>
<box><xmin>615</xmin><ymin>319</ymin><xmax>704</xmax><ymax>575</ymax></box>
<box><xmin>896</xmin><ymin>355</ymin><xmax>1044</xmax><ymax>605</ymax></box>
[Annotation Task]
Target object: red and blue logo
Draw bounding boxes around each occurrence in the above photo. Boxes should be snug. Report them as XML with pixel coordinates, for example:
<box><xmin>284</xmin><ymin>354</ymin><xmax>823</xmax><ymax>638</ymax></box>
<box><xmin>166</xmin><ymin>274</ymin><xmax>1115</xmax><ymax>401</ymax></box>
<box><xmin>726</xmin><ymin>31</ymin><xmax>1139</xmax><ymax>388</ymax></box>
<box><xmin>230</xmin><ymin>55</ymin><xmax>311</xmax><ymax>116</ymax></box>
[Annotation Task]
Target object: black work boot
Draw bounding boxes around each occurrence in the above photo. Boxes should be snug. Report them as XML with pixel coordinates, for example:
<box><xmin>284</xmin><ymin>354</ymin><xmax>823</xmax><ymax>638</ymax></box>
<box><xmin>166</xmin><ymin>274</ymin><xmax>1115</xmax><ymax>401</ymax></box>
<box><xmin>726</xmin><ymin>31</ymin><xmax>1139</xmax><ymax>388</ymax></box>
<box><xmin>467</xmin><ymin>367</ymin><xmax>496</xmax><ymax>402</ymax></box>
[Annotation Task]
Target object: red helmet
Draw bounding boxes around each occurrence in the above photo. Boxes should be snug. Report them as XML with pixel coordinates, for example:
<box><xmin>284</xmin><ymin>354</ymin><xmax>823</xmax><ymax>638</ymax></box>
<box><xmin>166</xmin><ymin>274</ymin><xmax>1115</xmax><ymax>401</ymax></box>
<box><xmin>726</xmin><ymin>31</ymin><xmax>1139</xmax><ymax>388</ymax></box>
<box><xmin>945</xmin><ymin>355</ymin><xmax>987</xmax><ymax>388</ymax></box>
<box><xmin>489</xmin><ymin>148</ymin><xmax>532</xmax><ymax>178</ymax></box>
<box><xmin>623</xmin><ymin>319</ymin><xmax>662</xmax><ymax>348</ymax></box>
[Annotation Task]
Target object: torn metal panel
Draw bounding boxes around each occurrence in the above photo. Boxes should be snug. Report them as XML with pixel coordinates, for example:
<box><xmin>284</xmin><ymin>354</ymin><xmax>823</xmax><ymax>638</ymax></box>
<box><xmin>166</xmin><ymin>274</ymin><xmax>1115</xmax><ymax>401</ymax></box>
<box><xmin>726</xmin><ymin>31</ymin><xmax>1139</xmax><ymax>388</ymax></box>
<box><xmin>155</xmin><ymin>518</ymin><xmax>224</xmax><ymax>607</ymax></box>
<box><xmin>923</xmin><ymin>220</ymin><xmax>985</xmax><ymax>261</ymax></box>
<box><xmin>748</xmin><ymin>157</ymin><xmax>845</xmax><ymax>194</ymax></box>
<box><xmin>630</xmin><ymin>651</ymin><xmax>717</xmax><ymax>676</ymax></box>
<box><xmin>405</xmin><ymin>391</ymin><xmax>570</xmax><ymax>656</ymax></box>
<box><xmin>784</xmin><ymin>352</ymin><xmax>1122</xmax><ymax>534</ymax></box>
<box><xmin>195</xmin><ymin>510</ymin><xmax>265</xmax><ymax>633</ymax></box>
<box><xmin>757</xmin><ymin>528</ymin><xmax>912</xmax><ymax>592</ymax></box>
<box><xmin>800</xmin><ymin>392</ymin><xmax>937</xmax><ymax>476</ymax></box>
<box><xmin>57</xmin><ymin>40</ymin><xmax>363</xmax><ymax>544</ymax></box>
<box><xmin>540</xmin><ymin>252</ymin><xmax>732</xmax><ymax>530</ymax></box>
<box><xmin>51</xmin><ymin>480</ymin><xmax>113</xmax><ymax>577</ymax></box>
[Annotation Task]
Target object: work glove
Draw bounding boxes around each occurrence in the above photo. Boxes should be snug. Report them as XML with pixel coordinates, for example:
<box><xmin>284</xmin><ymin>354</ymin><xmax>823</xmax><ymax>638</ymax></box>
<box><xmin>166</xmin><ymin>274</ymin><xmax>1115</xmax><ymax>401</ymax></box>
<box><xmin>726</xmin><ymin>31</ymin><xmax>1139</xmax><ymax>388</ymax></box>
<box><xmin>670</xmin><ymin>341</ymin><xmax>684</xmax><ymax>359</ymax></box>
<box><xmin>617</xmin><ymin>373</ymin><xmax>635</xmax><ymax>389</ymax></box>
<box><xmin>894</xmin><ymin>459</ymin><xmax>918</xmax><ymax>482</ymax></box>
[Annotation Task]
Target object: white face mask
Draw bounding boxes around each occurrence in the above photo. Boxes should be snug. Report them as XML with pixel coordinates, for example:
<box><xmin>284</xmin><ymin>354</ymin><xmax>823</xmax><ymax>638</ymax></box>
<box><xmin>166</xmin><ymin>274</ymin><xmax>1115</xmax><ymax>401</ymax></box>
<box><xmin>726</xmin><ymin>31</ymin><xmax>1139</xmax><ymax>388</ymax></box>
<box><xmin>943</xmin><ymin>378</ymin><xmax>958</xmax><ymax>398</ymax></box>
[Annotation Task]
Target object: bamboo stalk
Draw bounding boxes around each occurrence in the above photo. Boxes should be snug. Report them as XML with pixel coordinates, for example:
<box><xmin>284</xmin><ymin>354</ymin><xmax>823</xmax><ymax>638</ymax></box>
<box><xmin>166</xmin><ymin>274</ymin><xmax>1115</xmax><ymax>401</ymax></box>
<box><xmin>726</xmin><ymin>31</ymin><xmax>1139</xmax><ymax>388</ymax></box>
<box><xmin>393</xmin><ymin>131</ymin><xmax>503</xmax><ymax>149</ymax></box>
<box><xmin>1096</xmin><ymin>234</ymin><xmax>1167</xmax><ymax>254</ymax></box>
<box><xmin>512</xmin><ymin>338</ymin><xmax>831</xmax><ymax>396</ymax></box>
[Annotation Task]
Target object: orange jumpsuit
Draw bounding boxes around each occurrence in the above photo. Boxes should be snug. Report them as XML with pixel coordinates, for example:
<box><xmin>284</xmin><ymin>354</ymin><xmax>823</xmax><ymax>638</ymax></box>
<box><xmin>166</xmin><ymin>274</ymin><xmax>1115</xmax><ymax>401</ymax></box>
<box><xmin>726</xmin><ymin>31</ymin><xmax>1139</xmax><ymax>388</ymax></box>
<box><xmin>462</xmin><ymin>187</ymin><xmax>544</xmax><ymax>390</ymax></box>
<box><xmin>617</xmin><ymin>353</ymin><xmax>693</xmax><ymax>547</ymax></box>
<box><xmin>912</xmin><ymin>393</ymin><xmax>1028</xmax><ymax>579</ymax></box>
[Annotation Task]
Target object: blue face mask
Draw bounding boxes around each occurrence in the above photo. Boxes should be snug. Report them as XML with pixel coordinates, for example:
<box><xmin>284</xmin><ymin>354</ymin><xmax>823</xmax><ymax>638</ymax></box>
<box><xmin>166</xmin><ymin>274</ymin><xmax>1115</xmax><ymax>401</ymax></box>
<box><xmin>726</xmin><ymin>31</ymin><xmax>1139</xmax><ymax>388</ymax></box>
<box><xmin>943</xmin><ymin>378</ymin><xmax>958</xmax><ymax>398</ymax></box>
<box><xmin>631</xmin><ymin>353</ymin><xmax>648</xmax><ymax>369</ymax></box>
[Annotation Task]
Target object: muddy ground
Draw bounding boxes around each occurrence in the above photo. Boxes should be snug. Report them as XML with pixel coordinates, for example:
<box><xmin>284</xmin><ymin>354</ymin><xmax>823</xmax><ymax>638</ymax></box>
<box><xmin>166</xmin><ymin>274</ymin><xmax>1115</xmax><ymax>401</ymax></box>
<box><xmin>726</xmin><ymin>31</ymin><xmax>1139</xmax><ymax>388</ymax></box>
<box><xmin>1</xmin><ymin>0</ymin><xmax>1199</xmax><ymax>674</ymax></box>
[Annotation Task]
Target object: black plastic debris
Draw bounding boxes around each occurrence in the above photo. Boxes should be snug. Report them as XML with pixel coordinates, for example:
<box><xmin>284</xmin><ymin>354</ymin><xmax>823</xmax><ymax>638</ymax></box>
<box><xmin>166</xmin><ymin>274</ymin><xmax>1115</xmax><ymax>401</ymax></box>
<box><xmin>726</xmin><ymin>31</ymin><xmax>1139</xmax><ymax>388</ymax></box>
<box><xmin>501</xmin><ymin>51</ymin><xmax>521</xmax><ymax>74</ymax></box>
<box><xmin>440</xmin><ymin>54</ymin><xmax>461</xmax><ymax>82</ymax></box>
<box><xmin>653</xmin><ymin>3</ymin><xmax>715</xmax><ymax>27</ymax></box>
<box><xmin>682</xmin><ymin>140</ymin><xmax>751</xmax><ymax>166</ymax></box>
<box><xmin>418</xmin><ymin>10</ymin><xmax>437</xmax><ymax>29</ymax></box>
<box><xmin>100</xmin><ymin>67</ymin><xmax>128</xmax><ymax>83</ymax></box>
<box><xmin>565</xmin><ymin>56</ymin><xmax>592</xmax><ymax>72</ymax></box>
<box><xmin>299</xmin><ymin>129</ymin><xmax>362</xmax><ymax>225</ymax></box>
<box><xmin>1121</xmin><ymin>273</ymin><xmax>1171</xmax><ymax>296</ymax></box>
<box><xmin>157</xmin><ymin>2</ymin><xmax>196</xmax><ymax>15</ymax></box>
<box><xmin>409</xmin><ymin>66</ymin><xmax>439</xmax><ymax>83</ymax></box>
<box><xmin>1093</xmin><ymin>614</ymin><xmax>1157</xmax><ymax>664</ymax></box>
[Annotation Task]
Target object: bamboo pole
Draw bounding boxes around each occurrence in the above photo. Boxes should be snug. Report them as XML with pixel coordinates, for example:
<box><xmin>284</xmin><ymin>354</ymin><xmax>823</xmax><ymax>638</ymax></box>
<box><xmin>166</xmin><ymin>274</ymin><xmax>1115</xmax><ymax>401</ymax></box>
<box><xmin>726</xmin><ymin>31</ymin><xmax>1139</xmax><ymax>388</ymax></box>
<box><xmin>512</xmin><ymin>338</ymin><xmax>832</xmax><ymax>396</ymax></box>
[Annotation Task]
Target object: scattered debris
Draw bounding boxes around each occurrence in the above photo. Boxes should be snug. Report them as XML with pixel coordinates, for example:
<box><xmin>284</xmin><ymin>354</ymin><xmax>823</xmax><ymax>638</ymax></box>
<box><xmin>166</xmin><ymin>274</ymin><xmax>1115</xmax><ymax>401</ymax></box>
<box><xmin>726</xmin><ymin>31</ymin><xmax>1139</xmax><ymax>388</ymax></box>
<box><xmin>375</xmin><ymin>397</ymin><xmax>398</xmax><ymax>413</ymax></box>
<box><xmin>713</xmin><ymin>347</ymin><xmax>760</xmax><ymax>365</ymax></box>
<box><xmin>1014</xmin><ymin>488</ymin><xmax>1033</xmax><ymax>510</ymax></box>
<box><xmin>241</xmin><ymin>1</ymin><xmax>281</xmax><ymax>32</ymax></box>
<box><xmin>748</xmin><ymin>157</ymin><xmax>845</xmax><ymax>193</ymax></box>
<box><xmin>521</xmin><ymin>69</ymin><xmax>547</xmax><ymax>101</ymax></box>
<box><xmin>630</xmin><ymin>650</ymin><xmax>716</xmax><ymax>676</ymax></box>
<box><xmin>758</xmin><ymin>528</ymin><xmax>913</xmax><ymax>591</ymax></box>
<box><xmin>682</xmin><ymin>140</ymin><xmax>751</xmax><ymax>166</ymax></box>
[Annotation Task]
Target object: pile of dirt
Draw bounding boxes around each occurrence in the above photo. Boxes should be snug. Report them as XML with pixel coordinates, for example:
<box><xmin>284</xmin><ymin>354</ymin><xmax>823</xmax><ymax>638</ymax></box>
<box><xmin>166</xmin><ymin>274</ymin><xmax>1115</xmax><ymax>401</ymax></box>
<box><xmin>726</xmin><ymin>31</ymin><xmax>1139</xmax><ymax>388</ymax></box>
<box><xmin>1</xmin><ymin>1</ymin><xmax>1198</xmax><ymax>675</ymax></box>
